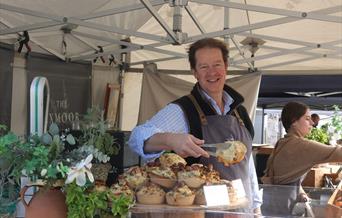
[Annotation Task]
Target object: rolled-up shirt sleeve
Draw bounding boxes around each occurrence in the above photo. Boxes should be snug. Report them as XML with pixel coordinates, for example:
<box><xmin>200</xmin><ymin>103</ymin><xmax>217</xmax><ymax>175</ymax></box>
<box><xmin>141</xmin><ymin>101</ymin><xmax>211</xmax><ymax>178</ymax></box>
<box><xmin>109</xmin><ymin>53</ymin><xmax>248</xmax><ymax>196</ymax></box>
<box><xmin>128</xmin><ymin>123</ymin><xmax>164</xmax><ymax>160</ymax></box>
<box><xmin>128</xmin><ymin>103</ymin><xmax>188</xmax><ymax>161</ymax></box>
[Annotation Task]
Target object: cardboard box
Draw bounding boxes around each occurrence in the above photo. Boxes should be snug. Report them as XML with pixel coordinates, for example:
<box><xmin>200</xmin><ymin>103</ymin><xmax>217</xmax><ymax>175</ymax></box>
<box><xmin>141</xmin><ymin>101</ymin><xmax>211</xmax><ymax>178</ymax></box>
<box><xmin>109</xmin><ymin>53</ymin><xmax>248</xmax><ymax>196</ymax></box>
<box><xmin>302</xmin><ymin>167</ymin><xmax>333</xmax><ymax>187</ymax></box>
<box><xmin>325</xmin><ymin>181</ymin><xmax>342</xmax><ymax>217</ymax></box>
<box><xmin>255</xmin><ymin>145</ymin><xmax>274</xmax><ymax>155</ymax></box>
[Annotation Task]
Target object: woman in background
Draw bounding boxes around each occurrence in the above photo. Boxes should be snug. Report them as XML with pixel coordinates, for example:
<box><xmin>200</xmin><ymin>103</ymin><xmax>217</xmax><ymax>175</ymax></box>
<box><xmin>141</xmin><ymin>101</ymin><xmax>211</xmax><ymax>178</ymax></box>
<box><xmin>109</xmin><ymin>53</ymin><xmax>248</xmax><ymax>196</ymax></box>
<box><xmin>261</xmin><ymin>101</ymin><xmax>342</xmax><ymax>216</ymax></box>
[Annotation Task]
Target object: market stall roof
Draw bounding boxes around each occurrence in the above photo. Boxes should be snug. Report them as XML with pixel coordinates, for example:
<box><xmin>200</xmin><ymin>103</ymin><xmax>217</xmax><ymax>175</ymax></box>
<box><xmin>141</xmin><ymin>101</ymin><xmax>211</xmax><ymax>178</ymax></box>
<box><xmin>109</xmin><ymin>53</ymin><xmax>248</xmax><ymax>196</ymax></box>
<box><xmin>1</xmin><ymin>0</ymin><xmax>341</xmax><ymax>111</ymax></box>
<box><xmin>258</xmin><ymin>74</ymin><xmax>342</xmax><ymax>109</ymax></box>
<box><xmin>0</xmin><ymin>0</ymin><xmax>341</xmax><ymax>73</ymax></box>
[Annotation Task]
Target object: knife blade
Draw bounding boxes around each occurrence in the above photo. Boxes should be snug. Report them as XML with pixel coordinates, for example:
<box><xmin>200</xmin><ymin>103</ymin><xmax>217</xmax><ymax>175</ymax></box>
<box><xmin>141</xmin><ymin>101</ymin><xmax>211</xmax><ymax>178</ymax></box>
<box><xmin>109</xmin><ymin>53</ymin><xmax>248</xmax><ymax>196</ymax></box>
<box><xmin>201</xmin><ymin>141</ymin><xmax>233</xmax><ymax>152</ymax></box>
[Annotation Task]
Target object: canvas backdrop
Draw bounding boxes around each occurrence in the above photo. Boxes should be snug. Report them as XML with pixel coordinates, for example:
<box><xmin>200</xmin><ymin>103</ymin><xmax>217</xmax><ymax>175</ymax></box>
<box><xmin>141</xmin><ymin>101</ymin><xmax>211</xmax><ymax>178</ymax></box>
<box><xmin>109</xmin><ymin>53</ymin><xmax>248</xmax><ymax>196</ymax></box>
<box><xmin>138</xmin><ymin>63</ymin><xmax>261</xmax><ymax>125</ymax></box>
<box><xmin>0</xmin><ymin>43</ymin><xmax>14</xmax><ymax>127</ymax></box>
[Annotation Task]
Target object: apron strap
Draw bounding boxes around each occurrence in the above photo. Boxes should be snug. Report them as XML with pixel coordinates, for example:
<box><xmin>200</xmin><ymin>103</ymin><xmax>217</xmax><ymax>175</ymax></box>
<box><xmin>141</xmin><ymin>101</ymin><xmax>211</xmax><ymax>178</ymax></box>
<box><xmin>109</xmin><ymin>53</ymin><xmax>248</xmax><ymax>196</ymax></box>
<box><xmin>187</xmin><ymin>94</ymin><xmax>208</xmax><ymax>125</ymax></box>
<box><xmin>233</xmin><ymin>109</ymin><xmax>245</xmax><ymax>127</ymax></box>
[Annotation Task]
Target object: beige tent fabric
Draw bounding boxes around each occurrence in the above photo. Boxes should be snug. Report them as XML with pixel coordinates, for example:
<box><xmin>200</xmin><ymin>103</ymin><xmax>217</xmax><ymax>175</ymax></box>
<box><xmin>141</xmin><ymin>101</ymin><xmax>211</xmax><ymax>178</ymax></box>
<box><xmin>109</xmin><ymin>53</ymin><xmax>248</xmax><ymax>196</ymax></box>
<box><xmin>138</xmin><ymin>63</ymin><xmax>261</xmax><ymax>125</ymax></box>
<box><xmin>11</xmin><ymin>55</ymin><xmax>28</xmax><ymax>135</ymax></box>
<box><xmin>137</xmin><ymin>63</ymin><xmax>194</xmax><ymax>124</ymax></box>
<box><xmin>228</xmin><ymin>73</ymin><xmax>262</xmax><ymax>121</ymax></box>
<box><xmin>92</xmin><ymin>65</ymin><xmax>120</xmax><ymax>108</ymax></box>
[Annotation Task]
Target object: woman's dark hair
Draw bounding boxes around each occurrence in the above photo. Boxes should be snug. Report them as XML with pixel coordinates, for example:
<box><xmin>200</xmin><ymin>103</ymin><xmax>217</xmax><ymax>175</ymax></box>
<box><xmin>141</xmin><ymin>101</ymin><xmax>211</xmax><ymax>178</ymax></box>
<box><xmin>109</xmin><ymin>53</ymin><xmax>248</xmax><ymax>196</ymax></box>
<box><xmin>188</xmin><ymin>38</ymin><xmax>228</xmax><ymax>70</ymax></box>
<box><xmin>281</xmin><ymin>101</ymin><xmax>309</xmax><ymax>132</ymax></box>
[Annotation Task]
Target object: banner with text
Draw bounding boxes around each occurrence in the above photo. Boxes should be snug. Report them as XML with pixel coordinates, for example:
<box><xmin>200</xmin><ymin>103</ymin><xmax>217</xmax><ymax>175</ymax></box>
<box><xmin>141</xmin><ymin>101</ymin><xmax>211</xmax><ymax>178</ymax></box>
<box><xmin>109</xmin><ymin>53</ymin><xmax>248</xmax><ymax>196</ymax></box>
<box><xmin>27</xmin><ymin>53</ymin><xmax>91</xmax><ymax>130</ymax></box>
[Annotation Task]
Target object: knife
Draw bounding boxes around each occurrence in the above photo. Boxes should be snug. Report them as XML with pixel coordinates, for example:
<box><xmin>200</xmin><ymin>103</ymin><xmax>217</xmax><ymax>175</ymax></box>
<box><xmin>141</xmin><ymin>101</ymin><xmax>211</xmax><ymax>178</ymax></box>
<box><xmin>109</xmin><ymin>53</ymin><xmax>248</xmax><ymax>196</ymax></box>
<box><xmin>201</xmin><ymin>142</ymin><xmax>234</xmax><ymax>154</ymax></box>
<box><xmin>202</xmin><ymin>142</ymin><xmax>234</xmax><ymax>148</ymax></box>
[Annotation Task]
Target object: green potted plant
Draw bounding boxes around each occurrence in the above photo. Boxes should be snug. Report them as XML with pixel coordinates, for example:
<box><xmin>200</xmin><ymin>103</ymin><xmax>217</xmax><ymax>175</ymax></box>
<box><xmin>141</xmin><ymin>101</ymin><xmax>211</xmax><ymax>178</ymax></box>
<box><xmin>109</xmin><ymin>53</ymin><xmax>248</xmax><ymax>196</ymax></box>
<box><xmin>328</xmin><ymin>105</ymin><xmax>342</xmax><ymax>145</ymax></box>
<box><xmin>307</xmin><ymin>105</ymin><xmax>342</xmax><ymax>145</ymax></box>
<box><xmin>1</xmin><ymin>122</ymin><xmax>134</xmax><ymax>218</ymax></box>
<box><xmin>77</xmin><ymin>107</ymin><xmax>121</xmax><ymax>183</ymax></box>
<box><xmin>65</xmin><ymin>182</ymin><xmax>134</xmax><ymax>218</ymax></box>
<box><xmin>306</xmin><ymin>126</ymin><xmax>330</xmax><ymax>144</ymax></box>
<box><xmin>0</xmin><ymin>123</ymin><xmax>75</xmax><ymax>217</ymax></box>
<box><xmin>30</xmin><ymin>122</ymin><xmax>134</xmax><ymax>218</ymax></box>
<box><xmin>0</xmin><ymin>124</ymin><xmax>25</xmax><ymax>218</ymax></box>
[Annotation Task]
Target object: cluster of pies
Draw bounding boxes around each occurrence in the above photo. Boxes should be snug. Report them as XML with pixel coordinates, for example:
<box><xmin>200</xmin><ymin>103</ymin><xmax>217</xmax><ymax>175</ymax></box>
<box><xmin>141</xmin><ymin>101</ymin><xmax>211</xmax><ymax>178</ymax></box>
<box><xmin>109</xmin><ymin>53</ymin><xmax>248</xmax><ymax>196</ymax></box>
<box><xmin>111</xmin><ymin>153</ymin><xmax>238</xmax><ymax>206</ymax></box>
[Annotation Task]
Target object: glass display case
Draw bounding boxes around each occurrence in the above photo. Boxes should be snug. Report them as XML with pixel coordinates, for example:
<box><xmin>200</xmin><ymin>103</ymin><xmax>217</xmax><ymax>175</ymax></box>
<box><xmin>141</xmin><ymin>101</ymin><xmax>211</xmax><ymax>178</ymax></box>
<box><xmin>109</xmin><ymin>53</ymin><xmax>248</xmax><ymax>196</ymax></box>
<box><xmin>261</xmin><ymin>184</ymin><xmax>337</xmax><ymax>217</ymax></box>
<box><xmin>128</xmin><ymin>183</ymin><xmax>340</xmax><ymax>218</ymax></box>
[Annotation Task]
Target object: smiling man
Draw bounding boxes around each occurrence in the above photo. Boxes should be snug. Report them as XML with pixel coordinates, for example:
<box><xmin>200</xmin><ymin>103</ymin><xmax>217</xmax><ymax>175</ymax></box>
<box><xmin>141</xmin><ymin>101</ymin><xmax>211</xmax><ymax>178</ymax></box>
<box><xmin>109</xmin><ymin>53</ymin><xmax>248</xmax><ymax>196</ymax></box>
<box><xmin>128</xmin><ymin>38</ymin><xmax>262</xmax><ymax>213</ymax></box>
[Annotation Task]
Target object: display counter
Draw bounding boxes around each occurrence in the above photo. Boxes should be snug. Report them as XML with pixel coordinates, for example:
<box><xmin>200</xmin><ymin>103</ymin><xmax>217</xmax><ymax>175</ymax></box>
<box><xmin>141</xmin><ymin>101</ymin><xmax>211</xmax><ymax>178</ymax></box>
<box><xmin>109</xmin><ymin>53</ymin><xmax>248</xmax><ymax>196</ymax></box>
<box><xmin>261</xmin><ymin>183</ymin><xmax>341</xmax><ymax>217</ymax></box>
<box><xmin>128</xmin><ymin>184</ymin><xmax>340</xmax><ymax>218</ymax></box>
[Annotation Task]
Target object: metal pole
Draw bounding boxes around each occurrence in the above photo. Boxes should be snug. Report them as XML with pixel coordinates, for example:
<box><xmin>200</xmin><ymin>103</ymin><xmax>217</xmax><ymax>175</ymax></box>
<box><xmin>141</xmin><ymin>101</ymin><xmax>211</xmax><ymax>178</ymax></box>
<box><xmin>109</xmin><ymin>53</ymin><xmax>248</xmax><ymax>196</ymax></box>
<box><xmin>117</xmin><ymin>53</ymin><xmax>128</xmax><ymax>130</ymax></box>
<box><xmin>261</xmin><ymin>105</ymin><xmax>265</xmax><ymax>144</ymax></box>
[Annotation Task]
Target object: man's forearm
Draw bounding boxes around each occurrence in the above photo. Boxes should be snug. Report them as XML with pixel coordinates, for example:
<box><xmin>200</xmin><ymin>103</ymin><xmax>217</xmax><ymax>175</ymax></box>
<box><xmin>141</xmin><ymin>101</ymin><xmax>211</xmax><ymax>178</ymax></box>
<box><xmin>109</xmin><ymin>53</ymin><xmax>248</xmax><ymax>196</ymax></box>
<box><xmin>143</xmin><ymin>133</ymin><xmax>173</xmax><ymax>153</ymax></box>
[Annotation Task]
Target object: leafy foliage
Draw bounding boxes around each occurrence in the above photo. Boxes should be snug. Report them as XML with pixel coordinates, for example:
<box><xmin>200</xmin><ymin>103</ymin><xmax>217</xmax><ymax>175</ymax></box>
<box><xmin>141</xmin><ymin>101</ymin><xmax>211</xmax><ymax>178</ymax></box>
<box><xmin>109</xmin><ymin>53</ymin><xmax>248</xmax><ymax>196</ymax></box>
<box><xmin>0</xmin><ymin>125</ymin><xmax>23</xmax><ymax>202</ymax></box>
<box><xmin>307</xmin><ymin>105</ymin><xmax>342</xmax><ymax>145</ymax></box>
<box><xmin>78</xmin><ymin>107</ymin><xmax>120</xmax><ymax>162</ymax></box>
<box><xmin>306</xmin><ymin>127</ymin><xmax>329</xmax><ymax>144</ymax></box>
<box><xmin>330</xmin><ymin>105</ymin><xmax>342</xmax><ymax>139</ymax></box>
<box><xmin>18</xmin><ymin>123</ymin><xmax>80</xmax><ymax>187</ymax></box>
<box><xmin>110</xmin><ymin>194</ymin><xmax>134</xmax><ymax>218</ymax></box>
<box><xmin>1</xmin><ymin>122</ymin><xmax>133</xmax><ymax>217</ymax></box>
<box><xmin>65</xmin><ymin>182</ymin><xmax>134</xmax><ymax>218</ymax></box>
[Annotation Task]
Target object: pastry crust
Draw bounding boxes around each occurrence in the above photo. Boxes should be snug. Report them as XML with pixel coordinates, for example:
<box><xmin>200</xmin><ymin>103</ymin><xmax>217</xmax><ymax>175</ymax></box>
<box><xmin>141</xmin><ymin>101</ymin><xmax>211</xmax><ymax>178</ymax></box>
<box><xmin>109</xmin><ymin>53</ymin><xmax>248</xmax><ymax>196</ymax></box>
<box><xmin>120</xmin><ymin>166</ymin><xmax>148</xmax><ymax>189</ymax></box>
<box><xmin>146</xmin><ymin>165</ymin><xmax>177</xmax><ymax>188</ymax></box>
<box><xmin>159</xmin><ymin>153</ymin><xmax>187</xmax><ymax>168</ymax></box>
<box><xmin>216</xmin><ymin>141</ymin><xmax>247</xmax><ymax>166</ymax></box>
<box><xmin>136</xmin><ymin>183</ymin><xmax>165</xmax><ymax>204</ymax></box>
<box><xmin>166</xmin><ymin>183</ymin><xmax>195</xmax><ymax>206</ymax></box>
<box><xmin>110</xmin><ymin>182</ymin><xmax>135</xmax><ymax>201</ymax></box>
<box><xmin>149</xmin><ymin>172</ymin><xmax>176</xmax><ymax>189</ymax></box>
<box><xmin>202</xmin><ymin>164</ymin><xmax>221</xmax><ymax>184</ymax></box>
<box><xmin>177</xmin><ymin>164</ymin><xmax>206</xmax><ymax>188</ymax></box>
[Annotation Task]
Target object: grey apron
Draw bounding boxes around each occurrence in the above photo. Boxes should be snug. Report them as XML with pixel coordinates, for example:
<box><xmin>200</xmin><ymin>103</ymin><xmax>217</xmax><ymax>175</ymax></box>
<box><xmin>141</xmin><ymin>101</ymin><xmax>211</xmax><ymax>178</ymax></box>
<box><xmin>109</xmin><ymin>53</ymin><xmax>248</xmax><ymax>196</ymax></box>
<box><xmin>261</xmin><ymin>178</ymin><xmax>303</xmax><ymax>216</ymax></box>
<box><xmin>261</xmin><ymin>142</ymin><xmax>305</xmax><ymax>216</ymax></box>
<box><xmin>198</xmin><ymin>112</ymin><xmax>253</xmax><ymax>211</ymax></box>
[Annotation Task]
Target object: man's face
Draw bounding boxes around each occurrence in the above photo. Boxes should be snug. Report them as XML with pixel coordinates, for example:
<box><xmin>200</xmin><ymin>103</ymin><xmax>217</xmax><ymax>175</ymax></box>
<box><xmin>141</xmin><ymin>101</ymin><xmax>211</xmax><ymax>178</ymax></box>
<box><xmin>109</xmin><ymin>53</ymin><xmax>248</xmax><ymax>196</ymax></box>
<box><xmin>312</xmin><ymin>116</ymin><xmax>319</xmax><ymax>126</ymax></box>
<box><xmin>192</xmin><ymin>47</ymin><xmax>227</xmax><ymax>97</ymax></box>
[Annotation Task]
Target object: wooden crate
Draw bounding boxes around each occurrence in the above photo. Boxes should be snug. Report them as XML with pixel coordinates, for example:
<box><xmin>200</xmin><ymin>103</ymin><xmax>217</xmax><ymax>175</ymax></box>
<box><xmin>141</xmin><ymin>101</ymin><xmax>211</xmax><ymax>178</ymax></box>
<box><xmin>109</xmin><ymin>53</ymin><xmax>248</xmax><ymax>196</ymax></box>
<box><xmin>302</xmin><ymin>167</ymin><xmax>333</xmax><ymax>187</ymax></box>
<box><xmin>326</xmin><ymin>181</ymin><xmax>342</xmax><ymax>217</ymax></box>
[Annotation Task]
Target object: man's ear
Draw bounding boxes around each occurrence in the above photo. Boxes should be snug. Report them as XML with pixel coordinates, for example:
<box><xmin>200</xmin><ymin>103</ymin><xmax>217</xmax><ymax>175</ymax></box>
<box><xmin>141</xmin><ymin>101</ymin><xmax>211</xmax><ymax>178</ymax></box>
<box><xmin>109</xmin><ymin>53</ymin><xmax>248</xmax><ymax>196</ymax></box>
<box><xmin>192</xmin><ymin>69</ymin><xmax>198</xmax><ymax>80</ymax></box>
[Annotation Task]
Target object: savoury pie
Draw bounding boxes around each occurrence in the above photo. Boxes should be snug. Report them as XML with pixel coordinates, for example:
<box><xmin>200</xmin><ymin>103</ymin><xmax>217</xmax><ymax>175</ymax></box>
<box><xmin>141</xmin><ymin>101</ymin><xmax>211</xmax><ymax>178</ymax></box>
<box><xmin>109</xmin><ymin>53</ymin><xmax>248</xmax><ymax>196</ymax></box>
<box><xmin>147</xmin><ymin>166</ymin><xmax>177</xmax><ymax>189</ymax></box>
<box><xmin>177</xmin><ymin>164</ymin><xmax>206</xmax><ymax>188</ymax></box>
<box><xmin>202</xmin><ymin>164</ymin><xmax>221</xmax><ymax>184</ymax></box>
<box><xmin>166</xmin><ymin>182</ymin><xmax>195</xmax><ymax>206</ymax></box>
<box><xmin>136</xmin><ymin>182</ymin><xmax>166</xmax><ymax>204</ymax></box>
<box><xmin>119</xmin><ymin>166</ymin><xmax>148</xmax><ymax>189</ymax></box>
<box><xmin>110</xmin><ymin>182</ymin><xmax>135</xmax><ymax>201</ymax></box>
<box><xmin>216</xmin><ymin>141</ymin><xmax>247</xmax><ymax>166</ymax></box>
<box><xmin>159</xmin><ymin>153</ymin><xmax>187</xmax><ymax>168</ymax></box>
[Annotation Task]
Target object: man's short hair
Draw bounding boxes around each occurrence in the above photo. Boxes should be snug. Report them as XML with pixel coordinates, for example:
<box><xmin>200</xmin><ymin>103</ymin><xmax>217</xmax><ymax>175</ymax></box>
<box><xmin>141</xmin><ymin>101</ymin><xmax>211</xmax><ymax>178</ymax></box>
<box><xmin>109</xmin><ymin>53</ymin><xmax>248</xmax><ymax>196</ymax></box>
<box><xmin>311</xmin><ymin>113</ymin><xmax>319</xmax><ymax>119</ymax></box>
<box><xmin>188</xmin><ymin>38</ymin><xmax>228</xmax><ymax>70</ymax></box>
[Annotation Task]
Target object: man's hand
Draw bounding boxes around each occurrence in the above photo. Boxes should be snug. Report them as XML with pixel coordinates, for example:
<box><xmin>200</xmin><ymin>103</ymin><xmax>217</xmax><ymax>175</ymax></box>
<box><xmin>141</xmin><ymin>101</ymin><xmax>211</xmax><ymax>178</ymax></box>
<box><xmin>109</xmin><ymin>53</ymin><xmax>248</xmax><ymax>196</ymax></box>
<box><xmin>144</xmin><ymin>133</ymin><xmax>209</xmax><ymax>158</ymax></box>
<box><xmin>166</xmin><ymin>133</ymin><xmax>209</xmax><ymax>158</ymax></box>
<box><xmin>297</xmin><ymin>192</ymin><xmax>310</xmax><ymax>202</ymax></box>
<box><xmin>253</xmin><ymin>207</ymin><xmax>262</xmax><ymax>215</ymax></box>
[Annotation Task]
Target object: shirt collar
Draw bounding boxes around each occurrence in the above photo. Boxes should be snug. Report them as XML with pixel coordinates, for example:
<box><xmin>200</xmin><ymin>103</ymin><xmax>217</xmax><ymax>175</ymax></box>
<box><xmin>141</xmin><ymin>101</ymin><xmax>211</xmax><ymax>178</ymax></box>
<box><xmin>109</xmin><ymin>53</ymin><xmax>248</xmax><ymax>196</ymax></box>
<box><xmin>198</xmin><ymin>87</ymin><xmax>234</xmax><ymax>115</ymax></box>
